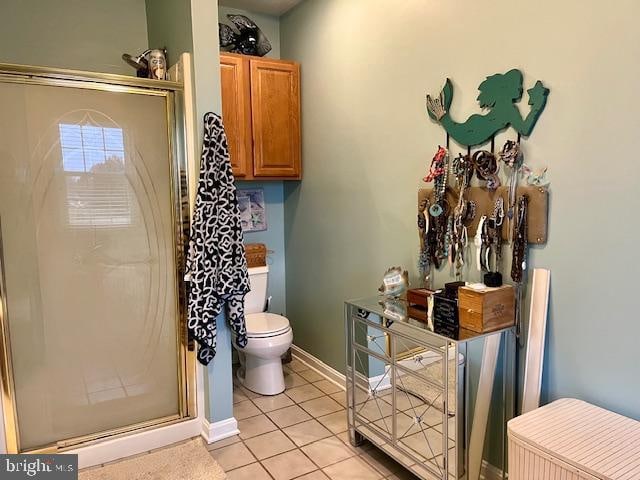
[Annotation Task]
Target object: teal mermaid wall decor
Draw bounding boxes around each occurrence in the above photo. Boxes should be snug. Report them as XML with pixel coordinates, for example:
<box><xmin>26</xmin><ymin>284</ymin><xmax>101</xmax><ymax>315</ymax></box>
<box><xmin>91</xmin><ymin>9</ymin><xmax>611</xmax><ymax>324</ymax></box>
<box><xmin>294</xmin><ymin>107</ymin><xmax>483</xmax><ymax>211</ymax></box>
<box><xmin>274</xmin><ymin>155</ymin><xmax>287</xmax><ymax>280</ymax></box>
<box><xmin>426</xmin><ymin>69</ymin><xmax>549</xmax><ymax>147</ymax></box>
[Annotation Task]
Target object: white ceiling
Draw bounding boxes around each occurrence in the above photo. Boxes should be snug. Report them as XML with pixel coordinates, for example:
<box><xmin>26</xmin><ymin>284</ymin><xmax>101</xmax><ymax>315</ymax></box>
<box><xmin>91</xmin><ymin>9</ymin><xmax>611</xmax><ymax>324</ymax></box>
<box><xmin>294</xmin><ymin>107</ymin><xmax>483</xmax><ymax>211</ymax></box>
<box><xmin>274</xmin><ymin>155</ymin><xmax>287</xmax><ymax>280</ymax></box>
<box><xmin>219</xmin><ymin>0</ymin><xmax>302</xmax><ymax>16</ymax></box>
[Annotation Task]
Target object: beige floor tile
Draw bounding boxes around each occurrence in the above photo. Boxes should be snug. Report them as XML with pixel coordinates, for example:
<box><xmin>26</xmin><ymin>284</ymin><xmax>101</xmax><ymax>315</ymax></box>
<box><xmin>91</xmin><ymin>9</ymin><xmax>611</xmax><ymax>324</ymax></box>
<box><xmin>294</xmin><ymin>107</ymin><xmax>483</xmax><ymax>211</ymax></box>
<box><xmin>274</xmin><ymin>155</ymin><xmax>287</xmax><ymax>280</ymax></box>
<box><xmin>261</xmin><ymin>449</ymin><xmax>317</xmax><ymax>480</ymax></box>
<box><xmin>285</xmin><ymin>383</ymin><xmax>325</xmax><ymax>403</ymax></box>
<box><xmin>295</xmin><ymin>471</ymin><xmax>330</xmax><ymax>480</ymax></box>
<box><xmin>227</xmin><ymin>462</ymin><xmax>272</xmax><ymax>480</ymax></box>
<box><xmin>300</xmin><ymin>396</ymin><xmax>343</xmax><ymax>418</ymax></box>
<box><xmin>399</xmin><ymin>429</ymin><xmax>444</xmax><ymax>461</ymax></box>
<box><xmin>356</xmin><ymin>424</ymin><xmax>389</xmax><ymax>448</ymax></box>
<box><xmin>238</xmin><ymin>414</ymin><xmax>278</xmax><ymax>439</ymax></box>
<box><xmin>432</xmin><ymin>415</ymin><xmax>456</xmax><ymax>439</ymax></box>
<box><xmin>301</xmin><ymin>436</ymin><xmax>356</xmax><ymax>468</ymax></box>
<box><xmin>330</xmin><ymin>392</ymin><xmax>347</xmax><ymax>407</ymax></box>
<box><xmin>335</xmin><ymin>430</ymin><xmax>353</xmax><ymax>447</ymax></box>
<box><xmin>234</xmin><ymin>399</ymin><xmax>261</xmax><ymax>420</ymax></box>
<box><xmin>400</xmin><ymin>404</ymin><xmax>441</xmax><ymax>427</ymax></box>
<box><xmin>316</xmin><ymin>410</ymin><xmax>348</xmax><ymax>434</ymax></box>
<box><xmin>284</xmin><ymin>370</ymin><xmax>308</xmax><ymax>388</ymax></box>
<box><xmin>353</xmin><ymin>387</ymin><xmax>373</xmax><ymax>406</ymax></box>
<box><xmin>375</xmin><ymin>411</ymin><xmax>437</xmax><ymax>439</ymax></box>
<box><xmin>336</xmin><ymin>431</ymin><xmax>373</xmax><ymax>454</ymax></box>
<box><xmin>240</xmin><ymin>386</ymin><xmax>262</xmax><ymax>399</ymax></box>
<box><xmin>210</xmin><ymin>441</ymin><xmax>256</xmax><ymax>471</ymax></box>
<box><xmin>322</xmin><ymin>456</ymin><xmax>383</xmax><ymax>480</ymax></box>
<box><xmin>206</xmin><ymin>434</ymin><xmax>241</xmax><ymax>451</ymax></box>
<box><xmin>234</xmin><ymin>389</ymin><xmax>249</xmax><ymax>404</ymax></box>
<box><xmin>253</xmin><ymin>393</ymin><xmax>294</xmax><ymax>413</ymax></box>
<box><xmin>356</xmin><ymin>399</ymin><xmax>393</xmax><ymax>422</ymax></box>
<box><xmin>298</xmin><ymin>369</ymin><xmax>324</xmax><ymax>383</ymax></box>
<box><xmin>376</xmin><ymin>442</ymin><xmax>416</xmax><ymax>468</ymax></box>
<box><xmin>287</xmin><ymin>358</ymin><xmax>311</xmax><ymax>373</ymax></box>
<box><xmin>359</xmin><ymin>447</ymin><xmax>405</xmax><ymax>476</ymax></box>
<box><xmin>283</xmin><ymin>419</ymin><xmax>332</xmax><ymax>446</ymax></box>
<box><xmin>381</xmin><ymin>392</ymin><xmax>426</xmax><ymax>412</ymax></box>
<box><xmin>244</xmin><ymin>430</ymin><xmax>296</xmax><ymax>460</ymax></box>
<box><xmin>313</xmin><ymin>380</ymin><xmax>343</xmax><ymax>395</ymax></box>
<box><xmin>266</xmin><ymin>405</ymin><xmax>312</xmax><ymax>428</ymax></box>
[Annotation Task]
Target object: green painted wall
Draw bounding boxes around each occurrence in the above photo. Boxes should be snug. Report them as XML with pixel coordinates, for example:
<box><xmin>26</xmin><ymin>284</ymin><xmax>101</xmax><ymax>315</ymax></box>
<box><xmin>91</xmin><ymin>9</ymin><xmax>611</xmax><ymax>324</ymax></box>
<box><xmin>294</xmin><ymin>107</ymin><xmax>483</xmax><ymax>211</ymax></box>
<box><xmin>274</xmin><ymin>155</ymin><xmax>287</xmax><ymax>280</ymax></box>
<box><xmin>281</xmin><ymin>0</ymin><xmax>640</xmax><ymax>420</ymax></box>
<box><xmin>145</xmin><ymin>0</ymin><xmax>193</xmax><ymax>62</ymax></box>
<box><xmin>218</xmin><ymin>6</ymin><xmax>281</xmax><ymax>59</ymax></box>
<box><xmin>0</xmin><ymin>0</ymin><xmax>148</xmax><ymax>75</ymax></box>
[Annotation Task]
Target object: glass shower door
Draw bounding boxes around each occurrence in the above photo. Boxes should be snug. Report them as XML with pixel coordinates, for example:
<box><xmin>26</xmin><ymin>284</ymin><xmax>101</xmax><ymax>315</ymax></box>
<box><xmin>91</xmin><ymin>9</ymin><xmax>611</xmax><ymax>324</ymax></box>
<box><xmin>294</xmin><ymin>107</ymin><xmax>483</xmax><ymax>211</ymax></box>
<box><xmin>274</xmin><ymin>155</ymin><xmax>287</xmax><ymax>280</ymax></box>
<box><xmin>0</xmin><ymin>77</ymin><xmax>189</xmax><ymax>452</ymax></box>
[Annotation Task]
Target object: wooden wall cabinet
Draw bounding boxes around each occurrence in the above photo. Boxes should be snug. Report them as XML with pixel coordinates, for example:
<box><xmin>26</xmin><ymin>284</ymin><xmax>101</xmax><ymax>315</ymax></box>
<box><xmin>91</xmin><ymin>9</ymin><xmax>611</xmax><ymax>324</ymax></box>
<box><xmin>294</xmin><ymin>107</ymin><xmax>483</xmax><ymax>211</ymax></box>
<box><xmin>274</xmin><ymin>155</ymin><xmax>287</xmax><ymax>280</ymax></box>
<box><xmin>220</xmin><ymin>53</ymin><xmax>301</xmax><ymax>180</ymax></box>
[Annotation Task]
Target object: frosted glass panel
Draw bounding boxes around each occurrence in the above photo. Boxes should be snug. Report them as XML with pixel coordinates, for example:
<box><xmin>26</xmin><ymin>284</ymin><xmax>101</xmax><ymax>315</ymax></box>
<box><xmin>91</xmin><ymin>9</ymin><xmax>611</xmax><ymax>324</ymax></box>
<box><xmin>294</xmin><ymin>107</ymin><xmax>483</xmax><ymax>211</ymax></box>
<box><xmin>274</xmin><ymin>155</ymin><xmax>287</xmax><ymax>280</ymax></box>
<box><xmin>0</xmin><ymin>83</ymin><xmax>181</xmax><ymax>451</ymax></box>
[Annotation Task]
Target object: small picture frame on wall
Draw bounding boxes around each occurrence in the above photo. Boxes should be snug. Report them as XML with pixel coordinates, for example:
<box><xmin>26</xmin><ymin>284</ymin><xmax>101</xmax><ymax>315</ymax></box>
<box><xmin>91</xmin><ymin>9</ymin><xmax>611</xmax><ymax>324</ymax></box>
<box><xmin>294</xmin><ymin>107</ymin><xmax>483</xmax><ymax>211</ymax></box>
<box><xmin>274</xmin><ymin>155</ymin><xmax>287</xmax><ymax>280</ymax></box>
<box><xmin>238</xmin><ymin>188</ymin><xmax>267</xmax><ymax>232</ymax></box>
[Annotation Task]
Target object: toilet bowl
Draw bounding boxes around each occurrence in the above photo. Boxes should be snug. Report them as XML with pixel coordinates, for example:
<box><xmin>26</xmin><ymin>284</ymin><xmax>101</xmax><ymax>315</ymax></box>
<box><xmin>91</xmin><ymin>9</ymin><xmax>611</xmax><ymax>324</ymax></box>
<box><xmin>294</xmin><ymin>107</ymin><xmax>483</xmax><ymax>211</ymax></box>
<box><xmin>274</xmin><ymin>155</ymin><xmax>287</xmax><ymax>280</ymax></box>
<box><xmin>234</xmin><ymin>312</ymin><xmax>292</xmax><ymax>395</ymax></box>
<box><xmin>233</xmin><ymin>266</ymin><xmax>293</xmax><ymax>395</ymax></box>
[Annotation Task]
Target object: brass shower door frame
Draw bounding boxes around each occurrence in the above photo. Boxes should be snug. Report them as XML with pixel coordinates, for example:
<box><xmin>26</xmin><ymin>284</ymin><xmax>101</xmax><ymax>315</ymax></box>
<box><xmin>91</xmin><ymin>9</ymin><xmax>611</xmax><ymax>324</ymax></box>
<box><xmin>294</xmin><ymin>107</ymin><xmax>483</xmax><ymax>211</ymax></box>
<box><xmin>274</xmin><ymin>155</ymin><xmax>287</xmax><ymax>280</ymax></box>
<box><xmin>0</xmin><ymin>63</ymin><xmax>196</xmax><ymax>454</ymax></box>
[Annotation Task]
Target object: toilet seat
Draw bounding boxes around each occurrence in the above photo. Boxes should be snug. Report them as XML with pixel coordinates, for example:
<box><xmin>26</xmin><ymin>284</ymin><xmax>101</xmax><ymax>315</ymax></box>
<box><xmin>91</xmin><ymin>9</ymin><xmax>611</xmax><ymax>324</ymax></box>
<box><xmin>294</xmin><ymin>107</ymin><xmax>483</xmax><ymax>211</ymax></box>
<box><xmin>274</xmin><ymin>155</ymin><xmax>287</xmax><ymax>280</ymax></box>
<box><xmin>245</xmin><ymin>312</ymin><xmax>290</xmax><ymax>338</ymax></box>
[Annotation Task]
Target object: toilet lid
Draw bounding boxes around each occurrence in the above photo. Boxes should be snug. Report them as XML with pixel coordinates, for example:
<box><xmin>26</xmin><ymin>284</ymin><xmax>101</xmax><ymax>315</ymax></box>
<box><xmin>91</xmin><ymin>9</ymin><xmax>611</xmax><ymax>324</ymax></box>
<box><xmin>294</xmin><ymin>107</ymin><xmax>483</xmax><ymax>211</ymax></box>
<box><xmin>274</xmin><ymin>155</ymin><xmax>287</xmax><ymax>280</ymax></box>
<box><xmin>245</xmin><ymin>313</ymin><xmax>290</xmax><ymax>337</ymax></box>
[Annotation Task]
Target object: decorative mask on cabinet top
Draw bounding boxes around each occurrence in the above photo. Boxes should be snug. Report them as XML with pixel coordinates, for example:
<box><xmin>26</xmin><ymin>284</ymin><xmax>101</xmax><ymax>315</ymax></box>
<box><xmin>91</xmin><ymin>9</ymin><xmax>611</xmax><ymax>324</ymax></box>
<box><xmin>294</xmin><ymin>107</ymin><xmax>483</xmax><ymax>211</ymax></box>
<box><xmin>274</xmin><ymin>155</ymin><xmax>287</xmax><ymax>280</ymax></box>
<box><xmin>219</xmin><ymin>14</ymin><xmax>272</xmax><ymax>57</ymax></box>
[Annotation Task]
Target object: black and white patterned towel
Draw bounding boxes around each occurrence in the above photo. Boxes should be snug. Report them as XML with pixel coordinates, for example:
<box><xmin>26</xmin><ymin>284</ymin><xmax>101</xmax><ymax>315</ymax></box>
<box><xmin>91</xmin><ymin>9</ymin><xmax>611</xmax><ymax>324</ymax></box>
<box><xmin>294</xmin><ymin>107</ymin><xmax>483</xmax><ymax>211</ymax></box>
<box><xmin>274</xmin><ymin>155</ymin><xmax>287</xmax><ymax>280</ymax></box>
<box><xmin>186</xmin><ymin>112</ymin><xmax>249</xmax><ymax>365</ymax></box>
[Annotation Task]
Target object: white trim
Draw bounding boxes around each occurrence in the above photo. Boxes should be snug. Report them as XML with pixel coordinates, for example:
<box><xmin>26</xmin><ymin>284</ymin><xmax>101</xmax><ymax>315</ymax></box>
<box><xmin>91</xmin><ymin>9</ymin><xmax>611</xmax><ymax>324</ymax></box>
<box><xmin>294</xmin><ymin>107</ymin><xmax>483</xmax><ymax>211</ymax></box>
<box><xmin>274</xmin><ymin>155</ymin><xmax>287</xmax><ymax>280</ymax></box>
<box><xmin>291</xmin><ymin>344</ymin><xmax>345</xmax><ymax>390</ymax></box>
<box><xmin>355</xmin><ymin>370</ymin><xmax>391</xmax><ymax>393</ymax></box>
<box><xmin>522</xmin><ymin>268</ymin><xmax>551</xmax><ymax>415</ymax></box>
<box><xmin>70</xmin><ymin>417</ymin><xmax>202</xmax><ymax>469</ymax></box>
<box><xmin>201</xmin><ymin>417</ymin><xmax>240</xmax><ymax>444</ymax></box>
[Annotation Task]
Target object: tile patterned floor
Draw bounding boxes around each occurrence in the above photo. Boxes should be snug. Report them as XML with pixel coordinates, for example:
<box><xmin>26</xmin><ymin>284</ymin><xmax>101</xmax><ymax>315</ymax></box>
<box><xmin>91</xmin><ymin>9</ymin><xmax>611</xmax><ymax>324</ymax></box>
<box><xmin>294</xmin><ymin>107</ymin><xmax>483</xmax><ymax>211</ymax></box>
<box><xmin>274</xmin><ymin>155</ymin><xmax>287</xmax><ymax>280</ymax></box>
<box><xmin>206</xmin><ymin>359</ymin><xmax>419</xmax><ymax>480</ymax></box>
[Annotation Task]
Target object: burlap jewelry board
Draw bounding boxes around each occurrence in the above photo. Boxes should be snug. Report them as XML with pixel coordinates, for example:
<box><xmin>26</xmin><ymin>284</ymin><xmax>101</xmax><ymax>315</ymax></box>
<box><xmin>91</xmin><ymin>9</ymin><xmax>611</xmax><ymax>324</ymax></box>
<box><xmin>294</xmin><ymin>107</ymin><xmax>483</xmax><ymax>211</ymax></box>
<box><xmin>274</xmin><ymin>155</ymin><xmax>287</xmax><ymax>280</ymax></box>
<box><xmin>418</xmin><ymin>186</ymin><xmax>548</xmax><ymax>244</ymax></box>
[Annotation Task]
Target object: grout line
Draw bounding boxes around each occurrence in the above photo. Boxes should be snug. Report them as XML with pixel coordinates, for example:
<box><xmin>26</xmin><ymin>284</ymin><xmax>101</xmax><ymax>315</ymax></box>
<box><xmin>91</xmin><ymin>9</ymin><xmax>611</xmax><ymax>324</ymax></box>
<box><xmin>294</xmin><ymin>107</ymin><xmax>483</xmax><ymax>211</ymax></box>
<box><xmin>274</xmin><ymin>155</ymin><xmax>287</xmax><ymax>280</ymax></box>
<box><xmin>230</xmin><ymin>363</ymin><xmax>406</xmax><ymax>480</ymax></box>
<box><xmin>232</xmin><ymin>399</ymin><xmax>397</xmax><ymax>479</ymax></box>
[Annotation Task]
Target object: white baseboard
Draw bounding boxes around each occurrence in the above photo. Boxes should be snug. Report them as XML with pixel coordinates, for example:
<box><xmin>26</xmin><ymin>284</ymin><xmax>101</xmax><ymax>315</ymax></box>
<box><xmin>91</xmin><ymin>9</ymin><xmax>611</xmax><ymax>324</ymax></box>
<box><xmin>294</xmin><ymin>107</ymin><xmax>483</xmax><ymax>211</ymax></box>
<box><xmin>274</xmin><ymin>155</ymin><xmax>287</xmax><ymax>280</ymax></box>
<box><xmin>291</xmin><ymin>344</ymin><xmax>345</xmax><ymax>389</ymax></box>
<box><xmin>201</xmin><ymin>417</ymin><xmax>240</xmax><ymax>444</ymax></box>
<box><xmin>367</xmin><ymin>371</ymin><xmax>392</xmax><ymax>392</ymax></box>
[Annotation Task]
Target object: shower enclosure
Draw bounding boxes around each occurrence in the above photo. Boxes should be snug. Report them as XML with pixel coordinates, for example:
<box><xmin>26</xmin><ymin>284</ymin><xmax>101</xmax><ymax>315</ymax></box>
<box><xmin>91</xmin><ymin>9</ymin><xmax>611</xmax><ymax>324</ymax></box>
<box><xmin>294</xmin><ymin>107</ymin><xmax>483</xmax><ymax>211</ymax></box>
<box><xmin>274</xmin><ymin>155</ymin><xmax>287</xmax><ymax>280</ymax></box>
<box><xmin>0</xmin><ymin>64</ymin><xmax>195</xmax><ymax>453</ymax></box>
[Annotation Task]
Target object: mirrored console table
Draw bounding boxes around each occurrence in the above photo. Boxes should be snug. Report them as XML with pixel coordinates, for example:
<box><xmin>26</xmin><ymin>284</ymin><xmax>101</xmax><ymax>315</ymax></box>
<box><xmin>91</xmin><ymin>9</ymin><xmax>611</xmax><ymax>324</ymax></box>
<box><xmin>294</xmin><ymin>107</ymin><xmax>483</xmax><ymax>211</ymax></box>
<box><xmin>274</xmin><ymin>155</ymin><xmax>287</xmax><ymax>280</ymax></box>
<box><xmin>345</xmin><ymin>297</ymin><xmax>515</xmax><ymax>480</ymax></box>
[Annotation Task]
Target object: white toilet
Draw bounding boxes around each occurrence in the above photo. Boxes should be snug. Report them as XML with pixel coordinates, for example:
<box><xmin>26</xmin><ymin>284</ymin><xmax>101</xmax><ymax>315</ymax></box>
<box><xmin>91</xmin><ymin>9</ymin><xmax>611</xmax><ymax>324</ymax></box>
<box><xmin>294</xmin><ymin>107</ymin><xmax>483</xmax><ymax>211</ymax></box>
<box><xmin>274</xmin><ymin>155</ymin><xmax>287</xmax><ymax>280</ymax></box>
<box><xmin>234</xmin><ymin>266</ymin><xmax>293</xmax><ymax>395</ymax></box>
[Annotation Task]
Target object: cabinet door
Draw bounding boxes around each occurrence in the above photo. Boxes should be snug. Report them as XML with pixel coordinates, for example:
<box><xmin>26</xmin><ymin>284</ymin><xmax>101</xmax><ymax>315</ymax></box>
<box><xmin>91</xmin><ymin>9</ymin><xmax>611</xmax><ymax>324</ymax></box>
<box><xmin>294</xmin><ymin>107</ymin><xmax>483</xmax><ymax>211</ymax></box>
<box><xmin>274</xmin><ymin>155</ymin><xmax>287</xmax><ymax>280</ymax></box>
<box><xmin>250</xmin><ymin>58</ymin><xmax>301</xmax><ymax>178</ymax></box>
<box><xmin>220</xmin><ymin>53</ymin><xmax>252</xmax><ymax>178</ymax></box>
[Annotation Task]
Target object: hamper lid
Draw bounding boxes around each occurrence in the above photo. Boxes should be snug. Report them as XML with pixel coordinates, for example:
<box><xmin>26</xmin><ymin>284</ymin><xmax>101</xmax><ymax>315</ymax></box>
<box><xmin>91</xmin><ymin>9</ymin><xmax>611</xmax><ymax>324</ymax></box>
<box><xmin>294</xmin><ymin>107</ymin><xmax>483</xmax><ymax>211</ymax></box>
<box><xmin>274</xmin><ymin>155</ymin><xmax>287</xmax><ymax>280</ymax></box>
<box><xmin>508</xmin><ymin>398</ymin><xmax>640</xmax><ymax>480</ymax></box>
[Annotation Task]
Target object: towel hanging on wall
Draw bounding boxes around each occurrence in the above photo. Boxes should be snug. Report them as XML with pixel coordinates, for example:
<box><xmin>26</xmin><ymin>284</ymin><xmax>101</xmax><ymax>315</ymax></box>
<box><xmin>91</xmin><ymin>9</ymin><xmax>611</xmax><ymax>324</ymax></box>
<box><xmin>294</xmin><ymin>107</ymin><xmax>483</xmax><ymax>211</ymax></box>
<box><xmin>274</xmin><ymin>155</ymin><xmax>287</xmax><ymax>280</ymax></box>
<box><xmin>186</xmin><ymin>112</ymin><xmax>249</xmax><ymax>365</ymax></box>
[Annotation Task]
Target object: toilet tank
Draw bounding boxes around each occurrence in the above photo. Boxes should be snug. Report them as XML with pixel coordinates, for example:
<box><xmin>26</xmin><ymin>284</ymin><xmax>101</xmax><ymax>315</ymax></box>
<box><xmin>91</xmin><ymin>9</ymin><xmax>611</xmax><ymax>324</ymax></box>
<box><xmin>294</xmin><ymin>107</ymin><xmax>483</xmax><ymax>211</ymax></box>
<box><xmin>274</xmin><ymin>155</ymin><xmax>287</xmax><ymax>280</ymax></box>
<box><xmin>245</xmin><ymin>266</ymin><xmax>269</xmax><ymax>314</ymax></box>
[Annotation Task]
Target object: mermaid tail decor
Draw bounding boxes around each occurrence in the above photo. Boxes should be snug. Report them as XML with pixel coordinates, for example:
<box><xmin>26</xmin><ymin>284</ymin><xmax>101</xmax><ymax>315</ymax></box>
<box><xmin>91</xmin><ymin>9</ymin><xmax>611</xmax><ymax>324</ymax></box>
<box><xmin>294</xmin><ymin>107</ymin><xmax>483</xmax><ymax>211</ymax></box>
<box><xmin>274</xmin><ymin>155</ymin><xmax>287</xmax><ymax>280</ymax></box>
<box><xmin>426</xmin><ymin>69</ymin><xmax>549</xmax><ymax>147</ymax></box>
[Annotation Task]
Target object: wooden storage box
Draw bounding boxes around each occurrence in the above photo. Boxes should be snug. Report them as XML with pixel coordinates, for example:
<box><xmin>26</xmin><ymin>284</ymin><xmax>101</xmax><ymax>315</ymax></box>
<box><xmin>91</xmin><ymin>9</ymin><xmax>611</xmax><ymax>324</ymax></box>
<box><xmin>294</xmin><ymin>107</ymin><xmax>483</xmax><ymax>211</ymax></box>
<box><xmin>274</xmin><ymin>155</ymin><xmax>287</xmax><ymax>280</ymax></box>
<box><xmin>458</xmin><ymin>285</ymin><xmax>514</xmax><ymax>333</ymax></box>
<box><xmin>406</xmin><ymin>288</ymin><xmax>433</xmax><ymax>323</ymax></box>
<box><xmin>244</xmin><ymin>243</ymin><xmax>267</xmax><ymax>268</ymax></box>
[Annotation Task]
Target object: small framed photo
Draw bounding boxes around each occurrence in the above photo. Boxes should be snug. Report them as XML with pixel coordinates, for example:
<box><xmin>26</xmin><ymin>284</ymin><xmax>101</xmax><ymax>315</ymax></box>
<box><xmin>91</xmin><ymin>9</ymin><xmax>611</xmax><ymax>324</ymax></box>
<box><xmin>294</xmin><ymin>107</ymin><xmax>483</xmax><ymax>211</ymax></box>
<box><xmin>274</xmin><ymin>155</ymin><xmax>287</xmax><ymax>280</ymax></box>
<box><xmin>238</xmin><ymin>188</ymin><xmax>267</xmax><ymax>232</ymax></box>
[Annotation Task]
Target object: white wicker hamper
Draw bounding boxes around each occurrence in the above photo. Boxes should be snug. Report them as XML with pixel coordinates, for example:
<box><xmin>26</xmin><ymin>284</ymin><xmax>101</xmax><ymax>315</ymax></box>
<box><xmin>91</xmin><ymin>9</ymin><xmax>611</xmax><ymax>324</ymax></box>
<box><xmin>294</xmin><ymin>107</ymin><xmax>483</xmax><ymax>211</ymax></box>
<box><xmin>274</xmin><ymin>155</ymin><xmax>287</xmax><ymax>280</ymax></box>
<box><xmin>508</xmin><ymin>398</ymin><xmax>640</xmax><ymax>480</ymax></box>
